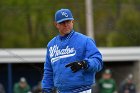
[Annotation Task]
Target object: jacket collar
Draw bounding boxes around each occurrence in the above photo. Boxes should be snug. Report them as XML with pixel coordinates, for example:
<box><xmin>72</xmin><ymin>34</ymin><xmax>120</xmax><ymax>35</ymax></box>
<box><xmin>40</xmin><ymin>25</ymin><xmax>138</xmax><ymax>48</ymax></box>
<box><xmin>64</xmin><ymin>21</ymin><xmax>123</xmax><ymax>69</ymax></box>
<box><xmin>58</xmin><ymin>30</ymin><xmax>74</xmax><ymax>41</ymax></box>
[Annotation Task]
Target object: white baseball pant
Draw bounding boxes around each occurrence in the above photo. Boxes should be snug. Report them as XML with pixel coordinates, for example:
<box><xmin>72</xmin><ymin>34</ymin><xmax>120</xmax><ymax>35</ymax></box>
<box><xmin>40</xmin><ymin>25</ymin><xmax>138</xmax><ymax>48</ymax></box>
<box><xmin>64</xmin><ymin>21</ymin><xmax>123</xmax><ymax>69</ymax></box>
<box><xmin>80</xmin><ymin>89</ymin><xmax>91</xmax><ymax>93</ymax></box>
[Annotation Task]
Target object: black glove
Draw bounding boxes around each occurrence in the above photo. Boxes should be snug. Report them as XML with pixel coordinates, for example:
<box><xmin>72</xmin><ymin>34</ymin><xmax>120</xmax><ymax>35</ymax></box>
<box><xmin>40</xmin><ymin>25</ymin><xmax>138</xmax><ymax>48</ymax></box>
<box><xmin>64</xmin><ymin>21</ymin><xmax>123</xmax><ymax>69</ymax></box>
<box><xmin>65</xmin><ymin>60</ymin><xmax>88</xmax><ymax>73</ymax></box>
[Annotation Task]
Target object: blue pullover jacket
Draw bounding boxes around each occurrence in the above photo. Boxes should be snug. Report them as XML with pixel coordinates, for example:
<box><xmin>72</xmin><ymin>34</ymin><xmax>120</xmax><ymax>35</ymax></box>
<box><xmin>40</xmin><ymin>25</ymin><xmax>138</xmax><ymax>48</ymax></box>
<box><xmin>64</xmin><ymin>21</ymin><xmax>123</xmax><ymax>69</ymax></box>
<box><xmin>42</xmin><ymin>30</ymin><xmax>103</xmax><ymax>93</ymax></box>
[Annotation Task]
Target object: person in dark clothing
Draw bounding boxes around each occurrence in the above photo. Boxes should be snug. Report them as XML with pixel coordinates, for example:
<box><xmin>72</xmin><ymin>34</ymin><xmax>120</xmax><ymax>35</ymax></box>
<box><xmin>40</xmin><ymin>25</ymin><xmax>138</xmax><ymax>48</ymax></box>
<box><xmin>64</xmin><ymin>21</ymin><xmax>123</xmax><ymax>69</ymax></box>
<box><xmin>32</xmin><ymin>81</ymin><xmax>42</xmax><ymax>93</ymax></box>
<box><xmin>0</xmin><ymin>83</ymin><xmax>5</xmax><ymax>93</ymax></box>
<box><xmin>119</xmin><ymin>74</ymin><xmax>136</xmax><ymax>93</ymax></box>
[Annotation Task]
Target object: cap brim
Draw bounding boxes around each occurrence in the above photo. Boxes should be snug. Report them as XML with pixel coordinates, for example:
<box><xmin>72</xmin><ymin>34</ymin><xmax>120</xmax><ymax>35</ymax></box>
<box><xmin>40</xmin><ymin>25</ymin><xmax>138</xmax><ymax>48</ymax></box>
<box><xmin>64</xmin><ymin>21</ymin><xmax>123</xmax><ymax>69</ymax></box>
<box><xmin>57</xmin><ymin>18</ymin><xmax>74</xmax><ymax>23</ymax></box>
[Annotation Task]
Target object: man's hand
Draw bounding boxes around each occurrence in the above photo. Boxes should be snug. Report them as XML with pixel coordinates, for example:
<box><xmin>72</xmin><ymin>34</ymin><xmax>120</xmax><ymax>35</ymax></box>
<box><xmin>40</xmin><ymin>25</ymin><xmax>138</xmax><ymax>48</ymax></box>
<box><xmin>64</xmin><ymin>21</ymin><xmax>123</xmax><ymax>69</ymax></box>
<box><xmin>65</xmin><ymin>61</ymin><xmax>88</xmax><ymax>73</ymax></box>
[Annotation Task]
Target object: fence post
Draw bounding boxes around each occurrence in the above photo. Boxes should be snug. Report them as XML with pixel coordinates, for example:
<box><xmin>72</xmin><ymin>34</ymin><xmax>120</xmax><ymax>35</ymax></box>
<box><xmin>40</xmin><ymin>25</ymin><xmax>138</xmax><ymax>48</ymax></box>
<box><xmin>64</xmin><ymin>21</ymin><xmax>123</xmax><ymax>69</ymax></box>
<box><xmin>8</xmin><ymin>63</ymin><xmax>12</xmax><ymax>93</ymax></box>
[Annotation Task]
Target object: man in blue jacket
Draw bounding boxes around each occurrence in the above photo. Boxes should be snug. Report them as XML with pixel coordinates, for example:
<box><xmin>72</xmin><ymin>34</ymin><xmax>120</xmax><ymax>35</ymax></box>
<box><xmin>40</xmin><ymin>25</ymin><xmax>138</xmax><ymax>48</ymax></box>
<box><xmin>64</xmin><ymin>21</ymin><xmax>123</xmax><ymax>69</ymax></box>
<box><xmin>42</xmin><ymin>9</ymin><xmax>103</xmax><ymax>93</ymax></box>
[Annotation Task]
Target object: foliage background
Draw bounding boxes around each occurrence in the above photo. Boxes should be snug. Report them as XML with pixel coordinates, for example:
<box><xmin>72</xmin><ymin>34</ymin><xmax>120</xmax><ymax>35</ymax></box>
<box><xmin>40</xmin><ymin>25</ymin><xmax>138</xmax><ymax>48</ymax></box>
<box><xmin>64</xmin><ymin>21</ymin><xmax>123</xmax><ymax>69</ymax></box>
<box><xmin>0</xmin><ymin>0</ymin><xmax>140</xmax><ymax>48</ymax></box>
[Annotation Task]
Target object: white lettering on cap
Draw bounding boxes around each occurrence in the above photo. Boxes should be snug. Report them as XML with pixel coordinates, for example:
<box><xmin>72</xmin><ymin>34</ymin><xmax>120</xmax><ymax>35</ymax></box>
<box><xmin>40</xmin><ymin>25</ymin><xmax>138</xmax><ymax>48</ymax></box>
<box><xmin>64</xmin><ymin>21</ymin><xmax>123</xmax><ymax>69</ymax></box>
<box><xmin>61</xmin><ymin>11</ymin><xmax>68</xmax><ymax>17</ymax></box>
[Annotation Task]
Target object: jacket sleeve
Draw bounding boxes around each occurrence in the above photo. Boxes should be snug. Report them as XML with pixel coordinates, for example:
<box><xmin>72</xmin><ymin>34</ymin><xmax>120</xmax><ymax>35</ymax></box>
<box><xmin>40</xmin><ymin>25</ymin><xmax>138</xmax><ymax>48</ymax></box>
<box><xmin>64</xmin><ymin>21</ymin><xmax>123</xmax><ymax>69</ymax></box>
<box><xmin>42</xmin><ymin>47</ymin><xmax>54</xmax><ymax>92</ymax></box>
<box><xmin>84</xmin><ymin>38</ymin><xmax>103</xmax><ymax>72</ymax></box>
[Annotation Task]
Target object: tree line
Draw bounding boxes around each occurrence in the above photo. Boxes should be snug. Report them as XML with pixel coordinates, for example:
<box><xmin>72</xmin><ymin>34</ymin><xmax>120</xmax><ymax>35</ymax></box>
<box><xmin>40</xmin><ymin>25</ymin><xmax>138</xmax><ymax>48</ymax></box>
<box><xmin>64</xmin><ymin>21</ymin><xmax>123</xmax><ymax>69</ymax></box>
<box><xmin>0</xmin><ymin>0</ymin><xmax>140</xmax><ymax>48</ymax></box>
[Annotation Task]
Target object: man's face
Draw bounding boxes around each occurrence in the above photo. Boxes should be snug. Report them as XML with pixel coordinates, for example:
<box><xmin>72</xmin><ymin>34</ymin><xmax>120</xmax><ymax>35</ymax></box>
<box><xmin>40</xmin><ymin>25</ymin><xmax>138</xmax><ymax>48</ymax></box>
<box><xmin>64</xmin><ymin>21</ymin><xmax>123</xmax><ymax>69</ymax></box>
<box><xmin>103</xmin><ymin>73</ymin><xmax>112</xmax><ymax>80</ymax></box>
<box><xmin>55</xmin><ymin>20</ymin><xmax>74</xmax><ymax>36</ymax></box>
<box><xmin>127</xmin><ymin>79</ymin><xmax>133</xmax><ymax>84</ymax></box>
<box><xmin>19</xmin><ymin>82</ymin><xmax>27</xmax><ymax>88</ymax></box>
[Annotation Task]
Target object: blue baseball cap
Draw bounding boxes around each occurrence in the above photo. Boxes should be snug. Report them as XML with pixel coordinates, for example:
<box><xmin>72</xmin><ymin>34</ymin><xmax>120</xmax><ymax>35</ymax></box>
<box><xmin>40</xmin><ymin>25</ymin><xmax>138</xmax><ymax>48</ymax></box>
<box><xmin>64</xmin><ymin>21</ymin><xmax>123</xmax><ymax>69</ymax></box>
<box><xmin>55</xmin><ymin>9</ymin><xmax>74</xmax><ymax>23</ymax></box>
